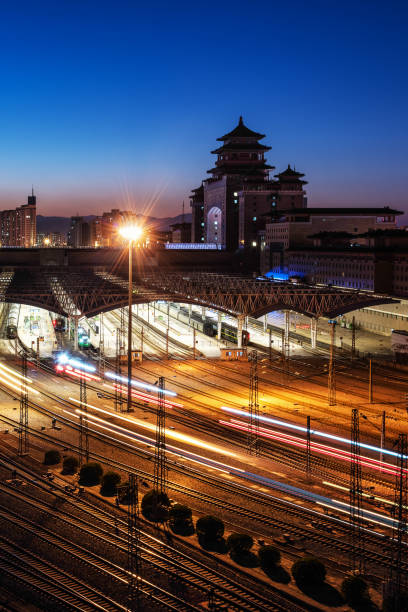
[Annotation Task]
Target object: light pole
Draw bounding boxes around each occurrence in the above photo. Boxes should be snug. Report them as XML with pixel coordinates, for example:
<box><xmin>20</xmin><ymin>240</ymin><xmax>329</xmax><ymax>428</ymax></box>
<box><xmin>119</xmin><ymin>224</ymin><xmax>142</xmax><ymax>412</ymax></box>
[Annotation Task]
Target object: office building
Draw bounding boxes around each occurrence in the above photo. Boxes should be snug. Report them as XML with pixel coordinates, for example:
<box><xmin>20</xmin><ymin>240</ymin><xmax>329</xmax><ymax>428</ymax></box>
<box><xmin>0</xmin><ymin>190</ymin><xmax>36</xmax><ymax>247</ymax></box>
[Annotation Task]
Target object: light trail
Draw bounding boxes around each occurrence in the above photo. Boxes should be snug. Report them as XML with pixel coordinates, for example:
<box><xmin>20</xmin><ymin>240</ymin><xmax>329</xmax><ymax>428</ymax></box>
<box><xmin>323</xmin><ymin>481</ymin><xmax>408</xmax><ymax>510</ymax></box>
<box><xmin>65</xmin><ymin>407</ymin><xmax>239</xmax><ymax>473</ymax></box>
<box><xmin>105</xmin><ymin>371</ymin><xmax>177</xmax><ymax>396</ymax></box>
<box><xmin>0</xmin><ymin>370</ymin><xmax>40</xmax><ymax>395</ymax></box>
<box><xmin>221</xmin><ymin>406</ymin><xmax>408</xmax><ymax>460</ymax></box>
<box><xmin>0</xmin><ymin>362</ymin><xmax>33</xmax><ymax>383</ymax></box>
<box><xmin>68</xmin><ymin>398</ymin><xmax>236</xmax><ymax>457</ymax></box>
<box><xmin>56</xmin><ymin>353</ymin><xmax>96</xmax><ymax>373</ymax></box>
<box><xmin>61</xmin><ymin>406</ymin><xmax>396</xmax><ymax>535</ymax></box>
<box><xmin>103</xmin><ymin>383</ymin><xmax>183</xmax><ymax>408</ymax></box>
<box><xmin>220</xmin><ymin>418</ymin><xmax>405</xmax><ymax>476</ymax></box>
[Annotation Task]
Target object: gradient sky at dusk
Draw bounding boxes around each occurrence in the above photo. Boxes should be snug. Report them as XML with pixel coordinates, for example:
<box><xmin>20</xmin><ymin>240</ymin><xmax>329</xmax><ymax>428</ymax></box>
<box><xmin>0</xmin><ymin>1</ymin><xmax>407</xmax><ymax>218</ymax></box>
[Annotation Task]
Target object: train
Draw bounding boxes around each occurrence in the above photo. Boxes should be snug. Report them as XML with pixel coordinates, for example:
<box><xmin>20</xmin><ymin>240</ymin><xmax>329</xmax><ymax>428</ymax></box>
<box><xmin>173</xmin><ymin>307</ymin><xmax>250</xmax><ymax>346</ymax></box>
<box><xmin>6</xmin><ymin>304</ymin><xmax>20</xmax><ymax>339</ymax></box>
<box><xmin>52</xmin><ymin>317</ymin><xmax>66</xmax><ymax>332</ymax></box>
<box><xmin>77</xmin><ymin>325</ymin><xmax>91</xmax><ymax>349</ymax></box>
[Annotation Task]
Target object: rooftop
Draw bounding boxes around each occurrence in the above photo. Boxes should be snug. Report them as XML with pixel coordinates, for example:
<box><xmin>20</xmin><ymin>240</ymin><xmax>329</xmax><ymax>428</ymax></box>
<box><xmin>217</xmin><ymin>116</ymin><xmax>266</xmax><ymax>141</ymax></box>
<box><xmin>278</xmin><ymin>206</ymin><xmax>403</xmax><ymax>216</ymax></box>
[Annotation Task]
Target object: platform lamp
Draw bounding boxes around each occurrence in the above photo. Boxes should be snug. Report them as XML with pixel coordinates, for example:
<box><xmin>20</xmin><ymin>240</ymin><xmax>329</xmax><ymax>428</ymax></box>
<box><xmin>119</xmin><ymin>224</ymin><xmax>143</xmax><ymax>412</ymax></box>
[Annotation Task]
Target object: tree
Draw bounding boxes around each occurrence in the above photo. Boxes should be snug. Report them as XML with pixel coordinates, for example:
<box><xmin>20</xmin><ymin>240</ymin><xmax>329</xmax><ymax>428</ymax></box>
<box><xmin>44</xmin><ymin>449</ymin><xmax>61</xmax><ymax>465</ymax></box>
<box><xmin>141</xmin><ymin>490</ymin><xmax>170</xmax><ymax>522</ymax></box>
<box><xmin>258</xmin><ymin>545</ymin><xmax>281</xmax><ymax>571</ymax></box>
<box><xmin>196</xmin><ymin>516</ymin><xmax>224</xmax><ymax>541</ymax></box>
<box><xmin>169</xmin><ymin>504</ymin><xmax>194</xmax><ymax>535</ymax></box>
<box><xmin>226</xmin><ymin>533</ymin><xmax>253</xmax><ymax>554</ymax></box>
<box><xmin>341</xmin><ymin>575</ymin><xmax>368</xmax><ymax>607</ymax></box>
<box><xmin>78</xmin><ymin>462</ymin><xmax>103</xmax><ymax>486</ymax></box>
<box><xmin>100</xmin><ymin>471</ymin><xmax>121</xmax><ymax>496</ymax></box>
<box><xmin>291</xmin><ymin>557</ymin><xmax>326</xmax><ymax>587</ymax></box>
<box><xmin>62</xmin><ymin>456</ymin><xmax>79</xmax><ymax>475</ymax></box>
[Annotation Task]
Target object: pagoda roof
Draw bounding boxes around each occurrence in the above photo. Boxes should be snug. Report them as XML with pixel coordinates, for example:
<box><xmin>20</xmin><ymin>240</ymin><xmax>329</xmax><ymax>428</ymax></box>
<box><xmin>211</xmin><ymin>142</ymin><xmax>271</xmax><ymax>154</ymax></box>
<box><xmin>217</xmin><ymin>116</ymin><xmax>266</xmax><ymax>141</ymax></box>
<box><xmin>275</xmin><ymin>164</ymin><xmax>306</xmax><ymax>179</ymax></box>
<box><xmin>207</xmin><ymin>163</ymin><xmax>274</xmax><ymax>175</ymax></box>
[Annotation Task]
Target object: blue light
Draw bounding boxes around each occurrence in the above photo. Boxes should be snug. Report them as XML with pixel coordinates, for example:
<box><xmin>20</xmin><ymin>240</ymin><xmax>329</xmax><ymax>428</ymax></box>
<box><xmin>105</xmin><ymin>371</ymin><xmax>177</xmax><ymax>397</ymax></box>
<box><xmin>264</xmin><ymin>271</ymin><xmax>289</xmax><ymax>281</ymax></box>
<box><xmin>56</xmin><ymin>352</ymin><xmax>96</xmax><ymax>373</ymax></box>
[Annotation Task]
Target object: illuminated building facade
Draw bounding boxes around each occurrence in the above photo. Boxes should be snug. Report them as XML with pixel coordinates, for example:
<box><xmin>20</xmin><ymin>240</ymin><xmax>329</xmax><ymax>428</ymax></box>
<box><xmin>0</xmin><ymin>190</ymin><xmax>36</xmax><ymax>247</ymax></box>
<box><xmin>190</xmin><ymin>117</ymin><xmax>307</xmax><ymax>250</ymax></box>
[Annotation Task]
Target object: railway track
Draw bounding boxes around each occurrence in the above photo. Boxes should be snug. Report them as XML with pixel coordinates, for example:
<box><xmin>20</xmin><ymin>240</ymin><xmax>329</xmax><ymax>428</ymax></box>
<box><xmin>0</xmin><ymin>534</ymin><xmax>126</xmax><ymax>612</ymax></box>
<box><xmin>0</xmin><ymin>503</ymin><xmax>196</xmax><ymax>612</ymax></box>
<box><xmin>0</xmin><ymin>439</ymin><xmax>400</xmax><ymax>579</ymax></box>
<box><xmin>0</xmin><ymin>460</ymin><xmax>309</xmax><ymax>612</ymax></box>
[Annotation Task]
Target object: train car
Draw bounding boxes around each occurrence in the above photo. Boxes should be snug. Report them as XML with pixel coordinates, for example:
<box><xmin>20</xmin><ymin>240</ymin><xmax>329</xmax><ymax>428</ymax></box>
<box><xmin>53</xmin><ymin>317</ymin><xmax>66</xmax><ymax>332</ymax></box>
<box><xmin>78</xmin><ymin>334</ymin><xmax>90</xmax><ymax>349</ymax></box>
<box><xmin>391</xmin><ymin>330</ymin><xmax>408</xmax><ymax>363</ymax></box>
<box><xmin>176</xmin><ymin>308</ymin><xmax>217</xmax><ymax>337</ymax></box>
<box><xmin>221</xmin><ymin>322</ymin><xmax>250</xmax><ymax>346</ymax></box>
<box><xmin>6</xmin><ymin>304</ymin><xmax>20</xmax><ymax>339</ymax></box>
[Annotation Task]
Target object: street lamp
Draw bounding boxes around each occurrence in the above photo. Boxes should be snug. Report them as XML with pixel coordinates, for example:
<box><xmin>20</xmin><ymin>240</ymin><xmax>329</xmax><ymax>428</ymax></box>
<box><xmin>119</xmin><ymin>224</ymin><xmax>142</xmax><ymax>412</ymax></box>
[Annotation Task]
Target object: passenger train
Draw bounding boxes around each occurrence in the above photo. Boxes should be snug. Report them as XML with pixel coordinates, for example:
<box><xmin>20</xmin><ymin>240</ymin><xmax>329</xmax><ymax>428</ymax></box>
<box><xmin>6</xmin><ymin>304</ymin><xmax>20</xmax><ymax>339</ymax></box>
<box><xmin>174</xmin><ymin>307</ymin><xmax>250</xmax><ymax>346</ymax></box>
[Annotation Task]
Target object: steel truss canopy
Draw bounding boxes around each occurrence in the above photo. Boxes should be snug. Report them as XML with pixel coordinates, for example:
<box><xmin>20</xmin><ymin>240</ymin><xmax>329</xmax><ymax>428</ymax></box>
<box><xmin>0</xmin><ymin>267</ymin><xmax>397</xmax><ymax>320</ymax></box>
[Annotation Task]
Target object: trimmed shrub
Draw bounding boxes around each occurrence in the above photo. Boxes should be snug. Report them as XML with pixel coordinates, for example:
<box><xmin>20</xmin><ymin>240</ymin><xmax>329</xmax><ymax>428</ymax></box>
<box><xmin>226</xmin><ymin>533</ymin><xmax>253</xmax><ymax>553</ymax></box>
<box><xmin>141</xmin><ymin>490</ymin><xmax>170</xmax><ymax>522</ymax></box>
<box><xmin>169</xmin><ymin>504</ymin><xmax>194</xmax><ymax>536</ymax></box>
<box><xmin>100</xmin><ymin>471</ymin><xmax>121</xmax><ymax>496</ymax></box>
<box><xmin>196</xmin><ymin>516</ymin><xmax>224</xmax><ymax>541</ymax></box>
<box><xmin>44</xmin><ymin>449</ymin><xmax>61</xmax><ymax>465</ymax></box>
<box><xmin>78</xmin><ymin>462</ymin><xmax>103</xmax><ymax>486</ymax></box>
<box><xmin>258</xmin><ymin>545</ymin><xmax>281</xmax><ymax>571</ymax></box>
<box><xmin>341</xmin><ymin>575</ymin><xmax>368</xmax><ymax>607</ymax></box>
<box><xmin>291</xmin><ymin>557</ymin><xmax>326</xmax><ymax>587</ymax></box>
<box><xmin>62</xmin><ymin>456</ymin><xmax>79</xmax><ymax>475</ymax></box>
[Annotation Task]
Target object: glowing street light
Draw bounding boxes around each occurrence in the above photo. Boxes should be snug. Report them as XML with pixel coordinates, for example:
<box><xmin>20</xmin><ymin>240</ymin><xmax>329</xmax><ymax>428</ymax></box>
<box><xmin>119</xmin><ymin>224</ymin><xmax>143</xmax><ymax>412</ymax></box>
<box><xmin>119</xmin><ymin>225</ymin><xmax>143</xmax><ymax>243</ymax></box>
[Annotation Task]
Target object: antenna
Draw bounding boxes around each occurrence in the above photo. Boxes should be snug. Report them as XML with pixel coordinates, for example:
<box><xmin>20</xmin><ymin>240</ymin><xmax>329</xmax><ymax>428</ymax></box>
<box><xmin>182</xmin><ymin>200</ymin><xmax>185</xmax><ymax>225</ymax></box>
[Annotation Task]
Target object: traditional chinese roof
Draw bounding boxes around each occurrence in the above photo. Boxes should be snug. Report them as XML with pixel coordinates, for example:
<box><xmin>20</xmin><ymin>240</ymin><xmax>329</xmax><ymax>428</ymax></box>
<box><xmin>217</xmin><ymin>116</ymin><xmax>265</xmax><ymax>141</ymax></box>
<box><xmin>207</xmin><ymin>163</ymin><xmax>274</xmax><ymax>176</ymax></box>
<box><xmin>211</xmin><ymin>142</ymin><xmax>271</xmax><ymax>154</ymax></box>
<box><xmin>275</xmin><ymin>164</ymin><xmax>307</xmax><ymax>184</ymax></box>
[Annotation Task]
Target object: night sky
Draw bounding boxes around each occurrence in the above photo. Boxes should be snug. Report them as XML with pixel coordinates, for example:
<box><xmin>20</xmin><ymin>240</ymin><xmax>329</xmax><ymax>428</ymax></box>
<box><xmin>0</xmin><ymin>1</ymin><xmax>407</xmax><ymax>219</ymax></box>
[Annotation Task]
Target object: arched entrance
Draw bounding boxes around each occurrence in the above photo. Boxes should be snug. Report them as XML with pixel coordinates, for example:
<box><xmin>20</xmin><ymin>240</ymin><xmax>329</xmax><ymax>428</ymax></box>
<box><xmin>207</xmin><ymin>206</ymin><xmax>222</xmax><ymax>244</ymax></box>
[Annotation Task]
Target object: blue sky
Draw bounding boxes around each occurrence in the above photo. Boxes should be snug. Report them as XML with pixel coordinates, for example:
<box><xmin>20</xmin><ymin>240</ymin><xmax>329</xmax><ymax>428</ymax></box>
<box><xmin>0</xmin><ymin>1</ymin><xmax>407</xmax><ymax>218</ymax></box>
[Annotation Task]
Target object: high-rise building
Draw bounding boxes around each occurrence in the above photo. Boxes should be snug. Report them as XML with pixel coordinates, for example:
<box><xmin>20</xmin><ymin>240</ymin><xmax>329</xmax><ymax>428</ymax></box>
<box><xmin>0</xmin><ymin>190</ymin><xmax>36</xmax><ymax>247</ymax></box>
<box><xmin>67</xmin><ymin>216</ymin><xmax>91</xmax><ymax>247</ymax></box>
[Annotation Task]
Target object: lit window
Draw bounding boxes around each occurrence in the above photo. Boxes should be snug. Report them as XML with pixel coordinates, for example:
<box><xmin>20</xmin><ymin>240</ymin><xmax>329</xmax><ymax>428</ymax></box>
<box><xmin>234</xmin><ymin>192</ymin><xmax>238</xmax><ymax>197</ymax></box>
<box><xmin>252</xmin><ymin>241</ymin><xmax>257</xmax><ymax>247</ymax></box>
<box><xmin>253</xmin><ymin>216</ymin><xmax>257</xmax><ymax>221</ymax></box>
<box><xmin>201</xmin><ymin>222</ymin><xmax>204</xmax><ymax>227</ymax></box>
<box><xmin>234</xmin><ymin>199</ymin><xmax>238</xmax><ymax>204</ymax></box>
